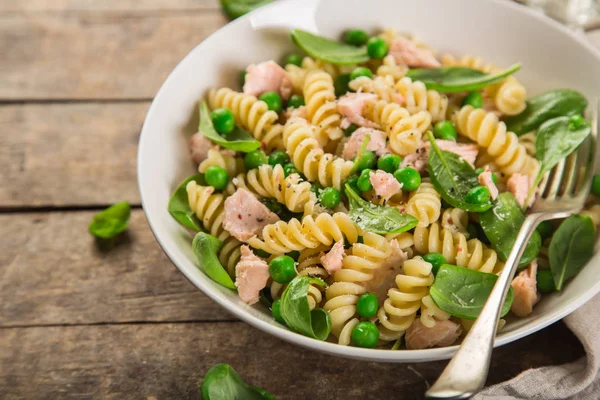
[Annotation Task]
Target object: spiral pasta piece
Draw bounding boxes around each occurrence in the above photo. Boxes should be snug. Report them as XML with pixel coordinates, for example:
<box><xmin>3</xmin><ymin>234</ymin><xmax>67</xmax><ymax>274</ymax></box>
<box><xmin>231</xmin><ymin>164</ymin><xmax>311</xmax><ymax>213</ymax></box>
<box><xmin>414</xmin><ymin>223</ymin><xmax>503</xmax><ymax>274</ymax></box>
<box><xmin>420</xmin><ymin>294</ymin><xmax>451</xmax><ymax>328</ymax></box>
<box><xmin>297</xmin><ymin>245</ymin><xmax>330</xmax><ymax>279</ymax></box>
<box><xmin>247</xmin><ymin>212</ymin><xmax>360</xmax><ymax>255</ymax></box>
<box><xmin>440</xmin><ymin>208</ymin><xmax>469</xmax><ymax>235</ymax></box>
<box><xmin>454</xmin><ymin>105</ymin><xmax>539</xmax><ymax>179</ymax></box>
<box><xmin>186</xmin><ymin>181</ymin><xmax>241</xmax><ymax>275</ymax></box>
<box><xmin>366</xmin><ymin>99</ymin><xmax>431</xmax><ymax>156</ymax></box>
<box><xmin>303</xmin><ymin>69</ymin><xmax>343</xmax><ymax>144</ymax></box>
<box><xmin>283</xmin><ymin>117</ymin><xmax>354</xmax><ymax>190</ymax></box>
<box><xmin>377</xmin><ymin>257</ymin><xmax>434</xmax><ymax>341</ymax></box>
<box><xmin>349</xmin><ymin>75</ymin><xmax>399</xmax><ymax>103</ymax></box>
<box><xmin>199</xmin><ymin>149</ymin><xmax>245</xmax><ymax>177</ymax></box>
<box><xmin>376</xmin><ymin>55</ymin><xmax>408</xmax><ymax>81</ymax></box>
<box><xmin>406</xmin><ymin>182</ymin><xmax>441</xmax><ymax>228</ymax></box>
<box><xmin>518</xmin><ymin>131</ymin><xmax>537</xmax><ymax>157</ymax></box>
<box><xmin>394</xmin><ymin>77</ymin><xmax>448</xmax><ymax>122</ymax></box>
<box><xmin>285</xmin><ymin>57</ymin><xmax>355</xmax><ymax>95</ymax></box>
<box><xmin>208</xmin><ymin>88</ymin><xmax>284</xmax><ymax>150</ymax></box>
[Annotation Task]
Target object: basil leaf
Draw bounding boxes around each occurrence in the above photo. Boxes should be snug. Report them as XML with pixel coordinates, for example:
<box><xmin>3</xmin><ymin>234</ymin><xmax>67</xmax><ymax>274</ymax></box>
<box><xmin>219</xmin><ymin>0</ymin><xmax>273</xmax><ymax>20</ymax></box>
<box><xmin>406</xmin><ymin>64</ymin><xmax>520</xmax><ymax>93</ymax></box>
<box><xmin>168</xmin><ymin>174</ymin><xmax>205</xmax><ymax>231</ymax></box>
<box><xmin>199</xmin><ymin>101</ymin><xmax>260</xmax><ymax>153</ymax></box>
<box><xmin>430</xmin><ymin>264</ymin><xmax>514</xmax><ymax>320</ymax></box>
<box><xmin>200</xmin><ymin>363</ymin><xmax>275</xmax><ymax>400</ymax></box>
<box><xmin>480</xmin><ymin>193</ymin><xmax>541</xmax><ymax>268</ymax></box>
<box><xmin>533</xmin><ymin>116</ymin><xmax>591</xmax><ymax>189</ymax></box>
<box><xmin>550</xmin><ymin>214</ymin><xmax>595</xmax><ymax>291</ymax></box>
<box><xmin>505</xmin><ymin>89</ymin><xmax>588</xmax><ymax>136</ymax></box>
<box><xmin>427</xmin><ymin>132</ymin><xmax>492</xmax><ymax>212</ymax></box>
<box><xmin>88</xmin><ymin>201</ymin><xmax>131</xmax><ymax>239</ymax></box>
<box><xmin>280</xmin><ymin>276</ymin><xmax>331</xmax><ymax>340</ymax></box>
<box><xmin>345</xmin><ymin>184</ymin><xmax>418</xmax><ymax>234</ymax></box>
<box><xmin>192</xmin><ymin>232</ymin><xmax>236</xmax><ymax>290</ymax></box>
<box><xmin>291</xmin><ymin>29</ymin><xmax>369</xmax><ymax>65</ymax></box>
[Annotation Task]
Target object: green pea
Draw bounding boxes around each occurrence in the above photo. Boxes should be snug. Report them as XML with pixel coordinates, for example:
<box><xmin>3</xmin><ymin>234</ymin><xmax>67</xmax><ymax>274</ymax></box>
<box><xmin>283</xmin><ymin>162</ymin><xmax>299</xmax><ymax>177</ymax></box>
<box><xmin>357</xmin><ymin>169</ymin><xmax>373</xmax><ymax>192</ymax></box>
<box><xmin>433</xmin><ymin>120</ymin><xmax>457</xmax><ymax>141</ymax></box>
<box><xmin>344</xmin><ymin>123</ymin><xmax>359</xmax><ymax>137</ymax></box>
<box><xmin>269</xmin><ymin>255</ymin><xmax>296</xmax><ymax>284</ymax></box>
<box><xmin>377</xmin><ymin>154</ymin><xmax>402</xmax><ymax>173</ymax></box>
<box><xmin>465</xmin><ymin>185</ymin><xmax>491</xmax><ymax>205</ymax></box>
<box><xmin>319</xmin><ymin>187</ymin><xmax>341</xmax><ymax>209</ymax></box>
<box><xmin>367</xmin><ymin>37</ymin><xmax>389</xmax><ymax>59</ymax></box>
<box><xmin>536</xmin><ymin>220</ymin><xmax>554</xmax><ymax>240</ymax></box>
<box><xmin>204</xmin><ymin>165</ymin><xmax>229</xmax><ymax>190</ymax></box>
<box><xmin>355</xmin><ymin>151</ymin><xmax>377</xmax><ymax>172</ymax></box>
<box><xmin>287</xmin><ymin>94</ymin><xmax>305</xmax><ymax>109</ymax></box>
<box><xmin>475</xmin><ymin>167</ymin><xmax>498</xmax><ymax>184</ymax></box>
<box><xmin>240</xmin><ymin>70</ymin><xmax>247</xmax><ymax>88</ymax></box>
<box><xmin>537</xmin><ymin>268</ymin><xmax>556</xmax><ymax>294</ymax></box>
<box><xmin>463</xmin><ymin>91</ymin><xmax>484</xmax><ymax>108</ymax></box>
<box><xmin>569</xmin><ymin>114</ymin><xmax>585</xmax><ymax>130</ymax></box>
<box><xmin>244</xmin><ymin>150</ymin><xmax>268</xmax><ymax>170</ymax></box>
<box><xmin>334</xmin><ymin>74</ymin><xmax>351</xmax><ymax>97</ymax></box>
<box><xmin>268</xmin><ymin>150</ymin><xmax>289</xmax><ymax>167</ymax></box>
<box><xmin>283</xmin><ymin>53</ymin><xmax>303</xmax><ymax>67</ymax></box>
<box><xmin>394</xmin><ymin>167</ymin><xmax>421</xmax><ymax>192</ymax></box>
<box><xmin>466</xmin><ymin>223</ymin><xmax>479</xmax><ymax>240</ymax></box>
<box><xmin>343</xmin><ymin>29</ymin><xmax>368</xmax><ymax>46</ymax></box>
<box><xmin>271</xmin><ymin>299</ymin><xmax>286</xmax><ymax>324</ymax></box>
<box><xmin>592</xmin><ymin>174</ymin><xmax>600</xmax><ymax>196</ymax></box>
<box><xmin>356</xmin><ymin>293</ymin><xmax>379</xmax><ymax>318</ymax></box>
<box><xmin>286</xmin><ymin>250</ymin><xmax>300</xmax><ymax>261</ymax></box>
<box><xmin>423</xmin><ymin>253</ymin><xmax>447</xmax><ymax>276</ymax></box>
<box><xmin>344</xmin><ymin>176</ymin><xmax>360</xmax><ymax>195</ymax></box>
<box><xmin>350</xmin><ymin>67</ymin><xmax>373</xmax><ymax>81</ymax></box>
<box><xmin>210</xmin><ymin>108</ymin><xmax>235</xmax><ymax>135</ymax></box>
<box><xmin>351</xmin><ymin>321</ymin><xmax>379</xmax><ymax>348</ymax></box>
<box><xmin>259</xmin><ymin>91</ymin><xmax>283</xmax><ymax>113</ymax></box>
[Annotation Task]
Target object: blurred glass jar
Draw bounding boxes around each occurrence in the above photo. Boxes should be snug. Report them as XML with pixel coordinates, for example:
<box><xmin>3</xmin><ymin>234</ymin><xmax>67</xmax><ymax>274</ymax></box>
<box><xmin>520</xmin><ymin>0</ymin><xmax>599</xmax><ymax>29</ymax></box>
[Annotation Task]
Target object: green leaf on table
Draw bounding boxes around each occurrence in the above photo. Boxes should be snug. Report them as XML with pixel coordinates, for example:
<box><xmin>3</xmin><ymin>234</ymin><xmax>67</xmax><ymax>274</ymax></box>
<box><xmin>199</xmin><ymin>101</ymin><xmax>260</xmax><ymax>153</ymax></box>
<box><xmin>88</xmin><ymin>201</ymin><xmax>131</xmax><ymax>239</ymax></box>
<box><xmin>427</xmin><ymin>132</ymin><xmax>492</xmax><ymax>212</ymax></box>
<box><xmin>280</xmin><ymin>276</ymin><xmax>331</xmax><ymax>340</ymax></box>
<box><xmin>200</xmin><ymin>363</ymin><xmax>276</xmax><ymax>400</ymax></box>
<box><xmin>430</xmin><ymin>264</ymin><xmax>514</xmax><ymax>320</ymax></box>
<box><xmin>406</xmin><ymin>64</ymin><xmax>520</xmax><ymax>93</ymax></box>
<box><xmin>219</xmin><ymin>0</ymin><xmax>273</xmax><ymax>20</ymax></box>
<box><xmin>291</xmin><ymin>29</ymin><xmax>369</xmax><ymax>65</ymax></box>
<box><xmin>505</xmin><ymin>89</ymin><xmax>588</xmax><ymax>136</ymax></box>
<box><xmin>345</xmin><ymin>184</ymin><xmax>418</xmax><ymax>234</ymax></box>
<box><xmin>168</xmin><ymin>174</ymin><xmax>205</xmax><ymax>231</ymax></box>
<box><xmin>549</xmin><ymin>214</ymin><xmax>595</xmax><ymax>291</ymax></box>
<box><xmin>480</xmin><ymin>193</ymin><xmax>541</xmax><ymax>268</ymax></box>
<box><xmin>192</xmin><ymin>232</ymin><xmax>236</xmax><ymax>290</ymax></box>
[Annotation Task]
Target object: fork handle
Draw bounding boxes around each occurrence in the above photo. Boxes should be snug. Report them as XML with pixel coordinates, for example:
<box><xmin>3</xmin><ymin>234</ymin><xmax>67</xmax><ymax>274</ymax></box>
<box><xmin>425</xmin><ymin>214</ymin><xmax>542</xmax><ymax>399</ymax></box>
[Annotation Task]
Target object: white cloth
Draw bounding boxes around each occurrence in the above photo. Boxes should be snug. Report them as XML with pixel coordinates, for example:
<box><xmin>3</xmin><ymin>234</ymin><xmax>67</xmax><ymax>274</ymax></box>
<box><xmin>475</xmin><ymin>294</ymin><xmax>600</xmax><ymax>400</ymax></box>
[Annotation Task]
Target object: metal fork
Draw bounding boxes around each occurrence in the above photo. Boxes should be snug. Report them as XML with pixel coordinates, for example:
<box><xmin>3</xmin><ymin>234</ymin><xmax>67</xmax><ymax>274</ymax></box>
<box><xmin>426</xmin><ymin>100</ymin><xmax>599</xmax><ymax>400</ymax></box>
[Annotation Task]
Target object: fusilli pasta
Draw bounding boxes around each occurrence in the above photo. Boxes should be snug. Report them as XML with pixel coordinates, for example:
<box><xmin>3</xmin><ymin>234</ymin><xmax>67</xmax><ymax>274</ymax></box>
<box><xmin>303</xmin><ymin>69</ymin><xmax>343</xmax><ymax>144</ymax></box>
<box><xmin>394</xmin><ymin>77</ymin><xmax>448</xmax><ymax>122</ymax></box>
<box><xmin>406</xmin><ymin>182</ymin><xmax>442</xmax><ymax>228</ymax></box>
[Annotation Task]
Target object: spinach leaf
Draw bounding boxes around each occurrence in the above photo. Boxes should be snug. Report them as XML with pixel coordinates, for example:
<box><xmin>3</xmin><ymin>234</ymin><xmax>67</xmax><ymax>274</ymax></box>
<box><xmin>291</xmin><ymin>29</ymin><xmax>369</xmax><ymax>65</ymax></box>
<box><xmin>505</xmin><ymin>89</ymin><xmax>588</xmax><ymax>136</ymax></box>
<box><xmin>219</xmin><ymin>0</ymin><xmax>273</xmax><ymax>20</ymax></box>
<box><xmin>168</xmin><ymin>174</ymin><xmax>205</xmax><ymax>231</ymax></box>
<box><xmin>480</xmin><ymin>193</ymin><xmax>542</xmax><ymax>268</ymax></box>
<box><xmin>406</xmin><ymin>64</ymin><xmax>520</xmax><ymax>93</ymax></box>
<box><xmin>88</xmin><ymin>201</ymin><xmax>131</xmax><ymax>239</ymax></box>
<box><xmin>192</xmin><ymin>232</ymin><xmax>236</xmax><ymax>290</ymax></box>
<box><xmin>430</xmin><ymin>264</ymin><xmax>514</xmax><ymax>320</ymax></box>
<box><xmin>532</xmin><ymin>116</ymin><xmax>591</xmax><ymax>191</ymax></box>
<box><xmin>345</xmin><ymin>184</ymin><xmax>418</xmax><ymax>234</ymax></box>
<box><xmin>199</xmin><ymin>101</ymin><xmax>260</xmax><ymax>153</ymax></box>
<box><xmin>427</xmin><ymin>132</ymin><xmax>492</xmax><ymax>212</ymax></box>
<box><xmin>200</xmin><ymin>363</ymin><xmax>275</xmax><ymax>400</ymax></box>
<box><xmin>549</xmin><ymin>214</ymin><xmax>595</xmax><ymax>291</ymax></box>
<box><xmin>280</xmin><ymin>276</ymin><xmax>331</xmax><ymax>340</ymax></box>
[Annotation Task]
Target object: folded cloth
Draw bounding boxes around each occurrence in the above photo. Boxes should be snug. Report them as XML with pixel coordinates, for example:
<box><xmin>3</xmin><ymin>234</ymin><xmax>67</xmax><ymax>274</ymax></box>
<box><xmin>475</xmin><ymin>294</ymin><xmax>600</xmax><ymax>400</ymax></box>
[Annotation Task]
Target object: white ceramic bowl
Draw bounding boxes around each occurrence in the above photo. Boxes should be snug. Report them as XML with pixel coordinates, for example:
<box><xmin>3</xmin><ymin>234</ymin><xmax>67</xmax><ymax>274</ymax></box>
<box><xmin>138</xmin><ymin>0</ymin><xmax>600</xmax><ymax>362</ymax></box>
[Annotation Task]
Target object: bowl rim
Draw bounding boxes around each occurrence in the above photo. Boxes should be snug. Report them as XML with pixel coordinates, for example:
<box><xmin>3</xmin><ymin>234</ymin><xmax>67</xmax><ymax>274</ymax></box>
<box><xmin>138</xmin><ymin>0</ymin><xmax>600</xmax><ymax>362</ymax></box>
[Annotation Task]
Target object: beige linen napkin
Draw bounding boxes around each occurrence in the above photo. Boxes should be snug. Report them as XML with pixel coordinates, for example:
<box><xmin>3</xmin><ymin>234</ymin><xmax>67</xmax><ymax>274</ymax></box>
<box><xmin>475</xmin><ymin>294</ymin><xmax>600</xmax><ymax>399</ymax></box>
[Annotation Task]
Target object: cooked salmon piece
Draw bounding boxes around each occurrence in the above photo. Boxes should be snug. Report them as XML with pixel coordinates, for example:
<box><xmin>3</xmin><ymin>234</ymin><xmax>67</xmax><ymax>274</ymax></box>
<box><xmin>235</xmin><ymin>245</ymin><xmax>270</xmax><ymax>305</ymax></box>
<box><xmin>223</xmin><ymin>188</ymin><xmax>280</xmax><ymax>241</ymax></box>
<box><xmin>243</xmin><ymin>60</ymin><xmax>293</xmax><ymax>100</ymax></box>
<box><xmin>405</xmin><ymin>319</ymin><xmax>462</xmax><ymax>349</ymax></box>
<box><xmin>320</xmin><ymin>240</ymin><xmax>345</xmax><ymax>275</ymax></box>
<box><xmin>389</xmin><ymin>36</ymin><xmax>441</xmax><ymax>68</ymax></box>
<box><xmin>511</xmin><ymin>260</ymin><xmax>540</xmax><ymax>317</ymax></box>
<box><xmin>342</xmin><ymin>127</ymin><xmax>389</xmax><ymax>160</ymax></box>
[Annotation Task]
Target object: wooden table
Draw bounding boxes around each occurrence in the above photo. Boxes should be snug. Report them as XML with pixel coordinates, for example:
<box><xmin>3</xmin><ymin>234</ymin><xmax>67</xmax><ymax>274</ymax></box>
<box><xmin>1</xmin><ymin>2</ymin><xmax>599</xmax><ymax>399</ymax></box>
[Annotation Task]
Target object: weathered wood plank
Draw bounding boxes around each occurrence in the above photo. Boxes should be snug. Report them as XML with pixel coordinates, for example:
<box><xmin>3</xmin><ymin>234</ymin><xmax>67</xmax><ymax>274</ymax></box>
<box><xmin>0</xmin><ymin>210</ymin><xmax>231</xmax><ymax>326</ymax></box>
<box><xmin>0</xmin><ymin>0</ymin><xmax>219</xmax><ymax>12</ymax></box>
<box><xmin>0</xmin><ymin>321</ymin><xmax>583</xmax><ymax>400</ymax></box>
<box><xmin>0</xmin><ymin>13</ymin><xmax>226</xmax><ymax>99</ymax></box>
<box><xmin>0</xmin><ymin>103</ymin><xmax>148</xmax><ymax>207</ymax></box>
